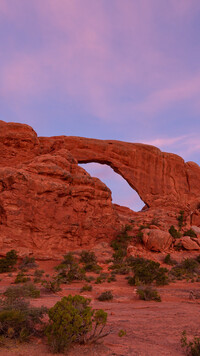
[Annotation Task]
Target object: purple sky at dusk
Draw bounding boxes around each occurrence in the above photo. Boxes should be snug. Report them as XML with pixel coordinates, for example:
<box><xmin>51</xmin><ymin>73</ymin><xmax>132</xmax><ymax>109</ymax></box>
<box><xmin>1</xmin><ymin>0</ymin><xmax>200</xmax><ymax>211</ymax></box>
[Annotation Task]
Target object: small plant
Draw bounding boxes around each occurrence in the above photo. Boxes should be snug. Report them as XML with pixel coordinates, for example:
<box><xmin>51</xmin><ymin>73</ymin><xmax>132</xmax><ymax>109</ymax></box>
<box><xmin>181</xmin><ymin>330</ymin><xmax>200</xmax><ymax>356</ymax></box>
<box><xmin>137</xmin><ymin>286</ymin><xmax>161</xmax><ymax>302</ymax></box>
<box><xmin>19</xmin><ymin>256</ymin><xmax>37</xmax><ymax>270</ymax></box>
<box><xmin>127</xmin><ymin>256</ymin><xmax>168</xmax><ymax>286</ymax></box>
<box><xmin>4</xmin><ymin>283</ymin><xmax>40</xmax><ymax>302</ymax></box>
<box><xmin>56</xmin><ymin>261</ymin><xmax>85</xmax><ymax>284</ymax></box>
<box><xmin>45</xmin><ymin>295</ymin><xmax>109</xmax><ymax>353</ymax></box>
<box><xmin>177</xmin><ymin>210</ymin><xmax>185</xmax><ymax>231</ymax></box>
<box><xmin>97</xmin><ymin>290</ymin><xmax>113</xmax><ymax>301</ymax></box>
<box><xmin>0</xmin><ymin>250</ymin><xmax>18</xmax><ymax>273</ymax></box>
<box><xmin>33</xmin><ymin>269</ymin><xmax>44</xmax><ymax>283</ymax></box>
<box><xmin>80</xmin><ymin>284</ymin><xmax>92</xmax><ymax>293</ymax></box>
<box><xmin>0</xmin><ymin>297</ymin><xmax>47</xmax><ymax>342</ymax></box>
<box><xmin>163</xmin><ymin>254</ymin><xmax>177</xmax><ymax>266</ymax></box>
<box><xmin>184</xmin><ymin>229</ymin><xmax>197</xmax><ymax>238</ymax></box>
<box><xmin>80</xmin><ymin>251</ymin><xmax>102</xmax><ymax>273</ymax></box>
<box><xmin>14</xmin><ymin>272</ymin><xmax>30</xmax><ymax>284</ymax></box>
<box><xmin>169</xmin><ymin>225</ymin><xmax>181</xmax><ymax>239</ymax></box>
<box><xmin>80</xmin><ymin>251</ymin><xmax>97</xmax><ymax>264</ymax></box>
<box><xmin>118</xmin><ymin>329</ymin><xmax>126</xmax><ymax>337</ymax></box>
<box><xmin>170</xmin><ymin>258</ymin><xmax>200</xmax><ymax>280</ymax></box>
<box><xmin>42</xmin><ymin>278</ymin><xmax>61</xmax><ymax>293</ymax></box>
<box><xmin>95</xmin><ymin>273</ymin><xmax>108</xmax><ymax>284</ymax></box>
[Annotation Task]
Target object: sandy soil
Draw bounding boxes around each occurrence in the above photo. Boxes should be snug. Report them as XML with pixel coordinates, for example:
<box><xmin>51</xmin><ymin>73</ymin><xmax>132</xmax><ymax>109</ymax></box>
<box><xmin>0</xmin><ymin>252</ymin><xmax>199</xmax><ymax>356</ymax></box>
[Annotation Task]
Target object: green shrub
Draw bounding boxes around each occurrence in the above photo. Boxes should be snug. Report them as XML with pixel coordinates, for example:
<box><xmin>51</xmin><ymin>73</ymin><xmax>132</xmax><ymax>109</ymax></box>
<box><xmin>80</xmin><ymin>251</ymin><xmax>102</xmax><ymax>273</ymax></box>
<box><xmin>177</xmin><ymin>210</ymin><xmax>185</xmax><ymax>230</ymax></box>
<box><xmin>45</xmin><ymin>295</ymin><xmax>108</xmax><ymax>353</ymax></box>
<box><xmin>14</xmin><ymin>272</ymin><xmax>31</xmax><ymax>284</ymax></box>
<box><xmin>170</xmin><ymin>258</ymin><xmax>200</xmax><ymax>280</ymax></box>
<box><xmin>19</xmin><ymin>256</ymin><xmax>37</xmax><ymax>270</ymax></box>
<box><xmin>127</xmin><ymin>257</ymin><xmax>168</xmax><ymax>286</ymax></box>
<box><xmin>163</xmin><ymin>254</ymin><xmax>177</xmax><ymax>266</ymax></box>
<box><xmin>0</xmin><ymin>297</ymin><xmax>47</xmax><ymax>342</ymax></box>
<box><xmin>42</xmin><ymin>278</ymin><xmax>61</xmax><ymax>293</ymax></box>
<box><xmin>80</xmin><ymin>251</ymin><xmax>97</xmax><ymax>264</ymax></box>
<box><xmin>137</xmin><ymin>286</ymin><xmax>161</xmax><ymax>302</ymax></box>
<box><xmin>56</xmin><ymin>262</ymin><xmax>85</xmax><ymax>284</ymax></box>
<box><xmin>97</xmin><ymin>291</ymin><xmax>113</xmax><ymax>301</ymax></box>
<box><xmin>33</xmin><ymin>269</ymin><xmax>44</xmax><ymax>283</ymax></box>
<box><xmin>110</xmin><ymin>225</ymin><xmax>132</xmax><ymax>262</ymax></box>
<box><xmin>0</xmin><ymin>250</ymin><xmax>18</xmax><ymax>273</ymax></box>
<box><xmin>196</xmin><ymin>255</ymin><xmax>200</xmax><ymax>264</ymax></box>
<box><xmin>181</xmin><ymin>330</ymin><xmax>200</xmax><ymax>356</ymax></box>
<box><xmin>118</xmin><ymin>329</ymin><xmax>127</xmax><ymax>337</ymax></box>
<box><xmin>169</xmin><ymin>225</ymin><xmax>181</xmax><ymax>239</ymax></box>
<box><xmin>183</xmin><ymin>229</ymin><xmax>197</xmax><ymax>238</ymax></box>
<box><xmin>95</xmin><ymin>273</ymin><xmax>108</xmax><ymax>284</ymax></box>
<box><xmin>80</xmin><ymin>284</ymin><xmax>92</xmax><ymax>293</ymax></box>
<box><xmin>4</xmin><ymin>283</ymin><xmax>40</xmax><ymax>302</ymax></box>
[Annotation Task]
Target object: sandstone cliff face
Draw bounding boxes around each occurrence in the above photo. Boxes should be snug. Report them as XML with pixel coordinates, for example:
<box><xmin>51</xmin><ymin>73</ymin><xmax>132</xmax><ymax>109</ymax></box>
<box><xmin>0</xmin><ymin>120</ymin><xmax>200</xmax><ymax>258</ymax></box>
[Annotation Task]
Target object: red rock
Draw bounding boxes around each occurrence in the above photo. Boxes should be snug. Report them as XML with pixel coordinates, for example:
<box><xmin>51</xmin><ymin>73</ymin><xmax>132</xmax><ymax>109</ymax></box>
<box><xmin>142</xmin><ymin>229</ymin><xmax>173</xmax><ymax>252</ymax></box>
<box><xmin>180</xmin><ymin>236</ymin><xmax>200</xmax><ymax>250</ymax></box>
<box><xmin>0</xmin><ymin>120</ymin><xmax>200</xmax><ymax>258</ymax></box>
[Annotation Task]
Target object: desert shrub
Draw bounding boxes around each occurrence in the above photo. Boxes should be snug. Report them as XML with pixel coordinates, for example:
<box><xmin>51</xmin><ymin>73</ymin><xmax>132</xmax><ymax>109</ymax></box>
<box><xmin>95</xmin><ymin>273</ymin><xmax>108</xmax><ymax>284</ymax></box>
<box><xmin>97</xmin><ymin>291</ymin><xmax>113</xmax><ymax>301</ymax></box>
<box><xmin>33</xmin><ymin>269</ymin><xmax>44</xmax><ymax>283</ymax></box>
<box><xmin>0</xmin><ymin>297</ymin><xmax>47</xmax><ymax>342</ymax></box>
<box><xmin>177</xmin><ymin>210</ymin><xmax>185</xmax><ymax>230</ymax></box>
<box><xmin>118</xmin><ymin>329</ymin><xmax>127</xmax><ymax>337</ymax></box>
<box><xmin>196</xmin><ymin>255</ymin><xmax>200</xmax><ymax>264</ymax></box>
<box><xmin>137</xmin><ymin>286</ymin><xmax>161</xmax><ymax>302</ymax></box>
<box><xmin>4</xmin><ymin>283</ymin><xmax>40</xmax><ymax>302</ymax></box>
<box><xmin>80</xmin><ymin>251</ymin><xmax>97</xmax><ymax>265</ymax></box>
<box><xmin>181</xmin><ymin>330</ymin><xmax>200</xmax><ymax>356</ymax></box>
<box><xmin>170</xmin><ymin>258</ymin><xmax>200</xmax><ymax>280</ymax></box>
<box><xmin>42</xmin><ymin>278</ymin><xmax>61</xmax><ymax>293</ymax></box>
<box><xmin>169</xmin><ymin>225</ymin><xmax>181</xmax><ymax>239</ymax></box>
<box><xmin>163</xmin><ymin>254</ymin><xmax>177</xmax><ymax>266</ymax></box>
<box><xmin>80</xmin><ymin>251</ymin><xmax>102</xmax><ymax>273</ymax></box>
<box><xmin>56</xmin><ymin>262</ymin><xmax>85</xmax><ymax>284</ymax></box>
<box><xmin>34</xmin><ymin>269</ymin><xmax>44</xmax><ymax>278</ymax></box>
<box><xmin>19</xmin><ymin>256</ymin><xmax>37</xmax><ymax>270</ymax></box>
<box><xmin>84</xmin><ymin>276</ymin><xmax>95</xmax><ymax>283</ymax></box>
<box><xmin>127</xmin><ymin>257</ymin><xmax>168</xmax><ymax>286</ymax></box>
<box><xmin>136</xmin><ymin>230</ymin><xmax>144</xmax><ymax>244</ymax></box>
<box><xmin>107</xmin><ymin>273</ymin><xmax>116</xmax><ymax>283</ymax></box>
<box><xmin>0</xmin><ymin>250</ymin><xmax>18</xmax><ymax>273</ymax></box>
<box><xmin>110</xmin><ymin>225</ymin><xmax>132</xmax><ymax>262</ymax></box>
<box><xmin>183</xmin><ymin>229</ymin><xmax>197</xmax><ymax>238</ymax></box>
<box><xmin>54</xmin><ymin>253</ymin><xmax>77</xmax><ymax>273</ymax></box>
<box><xmin>14</xmin><ymin>272</ymin><xmax>31</xmax><ymax>284</ymax></box>
<box><xmin>46</xmin><ymin>295</ymin><xmax>108</xmax><ymax>353</ymax></box>
<box><xmin>80</xmin><ymin>284</ymin><xmax>92</xmax><ymax>293</ymax></box>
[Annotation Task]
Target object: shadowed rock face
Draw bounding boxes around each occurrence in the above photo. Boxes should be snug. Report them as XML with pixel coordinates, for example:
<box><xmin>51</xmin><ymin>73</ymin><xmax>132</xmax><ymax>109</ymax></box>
<box><xmin>0</xmin><ymin>120</ymin><xmax>200</xmax><ymax>258</ymax></box>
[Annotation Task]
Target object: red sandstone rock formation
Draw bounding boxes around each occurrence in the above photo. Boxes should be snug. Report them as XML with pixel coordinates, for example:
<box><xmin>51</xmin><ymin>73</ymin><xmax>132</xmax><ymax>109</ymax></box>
<box><xmin>0</xmin><ymin>120</ymin><xmax>200</xmax><ymax>258</ymax></box>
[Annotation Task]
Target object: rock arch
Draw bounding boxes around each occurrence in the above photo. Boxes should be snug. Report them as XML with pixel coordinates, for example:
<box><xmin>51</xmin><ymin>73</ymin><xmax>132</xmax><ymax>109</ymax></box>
<box><xmin>39</xmin><ymin>135</ymin><xmax>200</xmax><ymax>210</ymax></box>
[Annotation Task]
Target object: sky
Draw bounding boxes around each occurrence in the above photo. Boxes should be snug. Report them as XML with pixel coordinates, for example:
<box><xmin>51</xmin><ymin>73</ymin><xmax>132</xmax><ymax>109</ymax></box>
<box><xmin>0</xmin><ymin>0</ymin><xmax>200</xmax><ymax>211</ymax></box>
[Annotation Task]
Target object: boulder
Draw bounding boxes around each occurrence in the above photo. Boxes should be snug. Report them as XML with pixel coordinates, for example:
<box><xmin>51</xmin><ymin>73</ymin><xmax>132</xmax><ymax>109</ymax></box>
<box><xmin>191</xmin><ymin>225</ymin><xmax>200</xmax><ymax>234</ymax></box>
<box><xmin>180</xmin><ymin>236</ymin><xmax>200</xmax><ymax>250</ymax></box>
<box><xmin>142</xmin><ymin>229</ymin><xmax>173</xmax><ymax>252</ymax></box>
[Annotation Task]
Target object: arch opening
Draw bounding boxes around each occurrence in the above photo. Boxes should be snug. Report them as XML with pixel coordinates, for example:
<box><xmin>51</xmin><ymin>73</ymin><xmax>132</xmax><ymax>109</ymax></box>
<box><xmin>79</xmin><ymin>162</ymin><xmax>145</xmax><ymax>212</ymax></box>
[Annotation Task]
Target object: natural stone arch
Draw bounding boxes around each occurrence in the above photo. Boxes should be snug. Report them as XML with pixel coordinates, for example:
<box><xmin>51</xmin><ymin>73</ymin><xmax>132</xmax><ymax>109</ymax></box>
<box><xmin>39</xmin><ymin>135</ymin><xmax>200</xmax><ymax>210</ymax></box>
<box><xmin>79</xmin><ymin>162</ymin><xmax>145</xmax><ymax>211</ymax></box>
